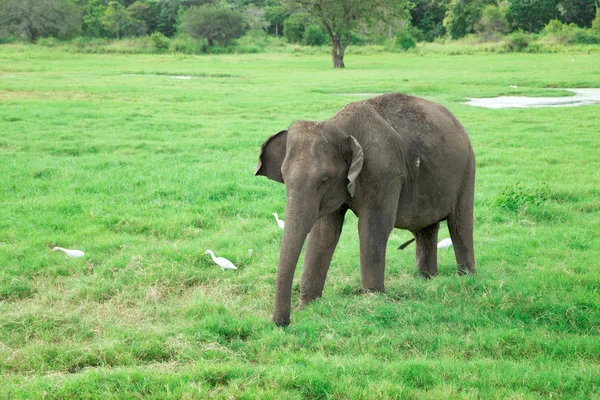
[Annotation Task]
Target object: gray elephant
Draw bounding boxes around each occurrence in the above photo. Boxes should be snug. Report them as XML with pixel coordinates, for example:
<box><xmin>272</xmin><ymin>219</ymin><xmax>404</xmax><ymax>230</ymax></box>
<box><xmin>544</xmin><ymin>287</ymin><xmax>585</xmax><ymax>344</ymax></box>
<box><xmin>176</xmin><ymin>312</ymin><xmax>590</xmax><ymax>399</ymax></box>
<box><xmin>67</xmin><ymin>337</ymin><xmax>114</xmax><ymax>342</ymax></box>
<box><xmin>255</xmin><ymin>93</ymin><xmax>476</xmax><ymax>326</ymax></box>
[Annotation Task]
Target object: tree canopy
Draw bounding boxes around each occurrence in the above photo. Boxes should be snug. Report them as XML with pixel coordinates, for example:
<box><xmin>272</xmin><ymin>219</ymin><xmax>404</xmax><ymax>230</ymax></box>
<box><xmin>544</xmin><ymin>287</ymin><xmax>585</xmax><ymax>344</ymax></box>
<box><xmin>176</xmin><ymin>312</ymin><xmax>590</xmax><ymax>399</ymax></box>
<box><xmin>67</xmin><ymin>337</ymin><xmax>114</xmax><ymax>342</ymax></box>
<box><xmin>291</xmin><ymin>0</ymin><xmax>409</xmax><ymax>67</ymax></box>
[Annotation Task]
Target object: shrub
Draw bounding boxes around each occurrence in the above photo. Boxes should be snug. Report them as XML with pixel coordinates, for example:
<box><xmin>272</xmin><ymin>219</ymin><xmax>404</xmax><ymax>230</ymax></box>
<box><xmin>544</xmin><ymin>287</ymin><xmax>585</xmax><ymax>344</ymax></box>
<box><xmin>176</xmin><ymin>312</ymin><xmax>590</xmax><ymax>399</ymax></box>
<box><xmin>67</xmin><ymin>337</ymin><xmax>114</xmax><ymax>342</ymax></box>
<box><xmin>541</xmin><ymin>19</ymin><xmax>600</xmax><ymax>45</ymax></box>
<box><xmin>395</xmin><ymin>31</ymin><xmax>417</xmax><ymax>51</ymax></box>
<box><xmin>504</xmin><ymin>31</ymin><xmax>530</xmax><ymax>52</ymax></box>
<box><xmin>150</xmin><ymin>31</ymin><xmax>169</xmax><ymax>52</ymax></box>
<box><xmin>494</xmin><ymin>182</ymin><xmax>551</xmax><ymax>212</ymax></box>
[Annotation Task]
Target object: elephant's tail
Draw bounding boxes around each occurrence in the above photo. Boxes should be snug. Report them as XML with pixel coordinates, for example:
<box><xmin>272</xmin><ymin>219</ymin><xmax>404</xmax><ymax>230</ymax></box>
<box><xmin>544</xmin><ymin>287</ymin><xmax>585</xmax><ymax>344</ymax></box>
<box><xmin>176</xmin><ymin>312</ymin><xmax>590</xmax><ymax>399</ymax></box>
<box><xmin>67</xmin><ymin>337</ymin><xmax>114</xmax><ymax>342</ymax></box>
<box><xmin>397</xmin><ymin>238</ymin><xmax>416</xmax><ymax>250</ymax></box>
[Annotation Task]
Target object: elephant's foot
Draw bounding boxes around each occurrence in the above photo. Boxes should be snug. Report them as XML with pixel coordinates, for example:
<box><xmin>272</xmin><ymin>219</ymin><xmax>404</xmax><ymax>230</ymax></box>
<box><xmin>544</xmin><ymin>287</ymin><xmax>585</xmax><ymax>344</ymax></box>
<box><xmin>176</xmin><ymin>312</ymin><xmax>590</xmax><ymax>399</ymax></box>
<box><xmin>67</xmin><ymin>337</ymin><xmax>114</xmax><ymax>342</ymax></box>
<box><xmin>361</xmin><ymin>283</ymin><xmax>385</xmax><ymax>294</ymax></box>
<box><xmin>272</xmin><ymin>311</ymin><xmax>290</xmax><ymax>327</ymax></box>
<box><xmin>457</xmin><ymin>263</ymin><xmax>477</xmax><ymax>276</ymax></box>
<box><xmin>418</xmin><ymin>268</ymin><xmax>439</xmax><ymax>279</ymax></box>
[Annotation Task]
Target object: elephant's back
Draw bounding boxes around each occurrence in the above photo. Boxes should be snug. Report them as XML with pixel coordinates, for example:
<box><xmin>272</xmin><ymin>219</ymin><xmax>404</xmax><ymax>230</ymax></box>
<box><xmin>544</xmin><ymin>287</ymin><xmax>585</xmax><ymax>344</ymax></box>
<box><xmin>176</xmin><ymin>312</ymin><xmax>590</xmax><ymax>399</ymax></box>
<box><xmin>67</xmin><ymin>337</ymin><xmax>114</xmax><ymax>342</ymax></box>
<box><xmin>345</xmin><ymin>93</ymin><xmax>474</xmax><ymax>230</ymax></box>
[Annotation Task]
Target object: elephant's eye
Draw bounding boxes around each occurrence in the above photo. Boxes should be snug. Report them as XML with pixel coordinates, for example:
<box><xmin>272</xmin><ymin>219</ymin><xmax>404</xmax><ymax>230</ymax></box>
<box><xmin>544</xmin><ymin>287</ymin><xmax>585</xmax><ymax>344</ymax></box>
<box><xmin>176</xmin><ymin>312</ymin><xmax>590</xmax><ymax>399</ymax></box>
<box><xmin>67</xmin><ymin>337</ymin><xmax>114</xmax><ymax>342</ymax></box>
<box><xmin>318</xmin><ymin>176</ymin><xmax>329</xmax><ymax>189</ymax></box>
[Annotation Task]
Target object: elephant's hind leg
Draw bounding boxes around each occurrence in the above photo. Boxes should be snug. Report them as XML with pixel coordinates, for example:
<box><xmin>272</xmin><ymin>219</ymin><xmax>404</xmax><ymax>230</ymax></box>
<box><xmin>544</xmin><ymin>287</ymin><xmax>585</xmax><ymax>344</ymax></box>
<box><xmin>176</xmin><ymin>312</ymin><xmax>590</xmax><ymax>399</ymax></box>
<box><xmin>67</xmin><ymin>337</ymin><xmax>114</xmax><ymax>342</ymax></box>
<box><xmin>448</xmin><ymin>190</ymin><xmax>476</xmax><ymax>275</ymax></box>
<box><xmin>414</xmin><ymin>222</ymin><xmax>440</xmax><ymax>278</ymax></box>
<box><xmin>299</xmin><ymin>208</ymin><xmax>347</xmax><ymax>307</ymax></box>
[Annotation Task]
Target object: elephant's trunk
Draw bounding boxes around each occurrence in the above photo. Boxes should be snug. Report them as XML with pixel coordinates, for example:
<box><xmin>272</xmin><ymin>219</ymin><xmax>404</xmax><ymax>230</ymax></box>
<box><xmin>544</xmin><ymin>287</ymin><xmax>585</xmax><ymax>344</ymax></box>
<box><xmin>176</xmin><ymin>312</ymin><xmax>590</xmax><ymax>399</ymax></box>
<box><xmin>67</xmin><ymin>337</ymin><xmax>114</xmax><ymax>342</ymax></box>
<box><xmin>272</xmin><ymin>191</ymin><xmax>318</xmax><ymax>326</ymax></box>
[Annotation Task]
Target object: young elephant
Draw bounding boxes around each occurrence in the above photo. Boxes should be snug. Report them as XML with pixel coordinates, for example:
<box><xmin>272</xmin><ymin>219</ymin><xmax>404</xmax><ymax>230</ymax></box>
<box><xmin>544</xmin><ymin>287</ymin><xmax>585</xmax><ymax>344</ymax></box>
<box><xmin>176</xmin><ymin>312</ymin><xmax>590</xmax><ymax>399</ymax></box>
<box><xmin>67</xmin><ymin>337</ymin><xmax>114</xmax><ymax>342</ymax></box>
<box><xmin>255</xmin><ymin>93</ymin><xmax>476</xmax><ymax>326</ymax></box>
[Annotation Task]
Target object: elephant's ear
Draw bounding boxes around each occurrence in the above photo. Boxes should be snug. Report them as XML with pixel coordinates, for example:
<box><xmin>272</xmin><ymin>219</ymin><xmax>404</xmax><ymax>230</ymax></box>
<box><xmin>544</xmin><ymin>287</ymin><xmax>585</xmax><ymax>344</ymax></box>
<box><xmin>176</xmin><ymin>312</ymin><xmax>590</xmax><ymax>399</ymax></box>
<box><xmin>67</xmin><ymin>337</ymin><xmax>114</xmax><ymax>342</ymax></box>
<box><xmin>255</xmin><ymin>130</ymin><xmax>288</xmax><ymax>183</ymax></box>
<box><xmin>347</xmin><ymin>135</ymin><xmax>364</xmax><ymax>197</ymax></box>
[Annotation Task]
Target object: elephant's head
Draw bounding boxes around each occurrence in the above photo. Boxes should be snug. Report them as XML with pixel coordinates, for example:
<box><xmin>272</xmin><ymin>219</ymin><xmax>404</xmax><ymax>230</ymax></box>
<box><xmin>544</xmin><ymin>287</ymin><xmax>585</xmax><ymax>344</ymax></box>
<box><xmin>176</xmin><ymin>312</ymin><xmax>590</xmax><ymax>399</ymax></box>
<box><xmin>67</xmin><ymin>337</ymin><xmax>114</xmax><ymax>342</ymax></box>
<box><xmin>255</xmin><ymin>121</ymin><xmax>364</xmax><ymax>326</ymax></box>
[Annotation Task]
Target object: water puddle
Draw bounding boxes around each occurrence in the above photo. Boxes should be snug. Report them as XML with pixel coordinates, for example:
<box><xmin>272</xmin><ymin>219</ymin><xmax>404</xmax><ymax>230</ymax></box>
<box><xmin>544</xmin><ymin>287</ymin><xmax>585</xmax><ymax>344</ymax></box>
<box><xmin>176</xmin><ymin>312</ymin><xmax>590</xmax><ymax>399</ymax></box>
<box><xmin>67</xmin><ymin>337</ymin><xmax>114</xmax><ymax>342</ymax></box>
<box><xmin>466</xmin><ymin>88</ymin><xmax>600</xmax><ymax>109</ymax></box>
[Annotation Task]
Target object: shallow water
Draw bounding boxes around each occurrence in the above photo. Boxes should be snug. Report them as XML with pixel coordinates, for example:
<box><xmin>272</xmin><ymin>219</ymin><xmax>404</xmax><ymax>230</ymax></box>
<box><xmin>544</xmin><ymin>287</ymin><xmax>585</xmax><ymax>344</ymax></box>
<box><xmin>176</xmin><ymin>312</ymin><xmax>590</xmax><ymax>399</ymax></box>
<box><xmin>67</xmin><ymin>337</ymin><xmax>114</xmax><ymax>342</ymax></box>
<box><xmin>466</xmin><ymin>88</ymin><xmax>600</xmax><ymax>109</ymax></box>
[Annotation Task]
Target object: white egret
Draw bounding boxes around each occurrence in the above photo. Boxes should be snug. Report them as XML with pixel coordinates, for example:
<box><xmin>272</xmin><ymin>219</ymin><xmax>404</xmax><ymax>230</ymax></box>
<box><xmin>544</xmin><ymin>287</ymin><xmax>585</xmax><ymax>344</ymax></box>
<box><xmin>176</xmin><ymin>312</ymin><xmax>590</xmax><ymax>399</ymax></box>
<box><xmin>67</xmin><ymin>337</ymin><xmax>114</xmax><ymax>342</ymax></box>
<box><xmin>52</xmin><ymin>247</ymin><xmax>85</xmax><ymax>258</ymax></box>
<box><xmin>273</xmin><ymin>213</ymin><xmax>285</xmax><ymax>229</ymax></box>
<box><xmin>204</xmin><ymin>250</ymin><xmax>237</xmax><ymax>271</ymax></box>
<box><xmin>437</xmin><ymin>238</ymin><xmax>453</xmax><ymax>249</ymax></box>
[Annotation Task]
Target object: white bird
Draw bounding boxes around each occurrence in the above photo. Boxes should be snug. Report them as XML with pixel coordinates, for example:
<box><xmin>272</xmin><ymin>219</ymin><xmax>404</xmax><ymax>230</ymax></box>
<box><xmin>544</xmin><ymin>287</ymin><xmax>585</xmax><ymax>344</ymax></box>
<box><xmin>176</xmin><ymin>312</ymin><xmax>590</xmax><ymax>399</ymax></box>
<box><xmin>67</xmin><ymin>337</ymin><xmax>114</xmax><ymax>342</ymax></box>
<box><xmin>52</xmin><ymin>247</ymin><xmax>85</xmax><ymax>258</ymax></box>
<box><xmin>437</xmin><ymin>238</ymin><xmax>453</xmax><ymax>249</ymax></box>
<box><xmin>204</xmin><ymin>250</ymin><xmax>237</xmax><ymax>271</ymax></box>
<box><xmin>273</xmin><ymin>213</ymin><xmax>285</xmax><ymax>229</ymax></box>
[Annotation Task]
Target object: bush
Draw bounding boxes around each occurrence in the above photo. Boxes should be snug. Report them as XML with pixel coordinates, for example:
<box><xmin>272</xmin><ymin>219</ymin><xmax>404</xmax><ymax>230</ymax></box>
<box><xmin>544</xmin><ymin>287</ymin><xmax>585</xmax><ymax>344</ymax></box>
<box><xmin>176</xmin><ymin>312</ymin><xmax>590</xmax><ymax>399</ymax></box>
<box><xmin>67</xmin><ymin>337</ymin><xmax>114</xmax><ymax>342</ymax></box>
<box><xmin>494</xmin><ymin>182</ymin><xmax>551</xmax><ymax>212</ymax></box>
<box><xmin>504</xmin><ymin>31</ymin><xmax>530</xmax><ymax>52</ymax></box>
<box><xmin>395</xmin><ymin>31</ymin><xmax>417</xmax><ymax>51</ymax></box>
<box><xmin>302</xmin><ymin>24</ymin><xmax>327</xmax><ymax>46</ymax></box>
<box><xmin>37</xmin><ymin>37</ymin><xmax>62</xmax><ymax>47</ymax></box>
<box><xmin>541</xmin><ymin>19</ymin><xmax>600</xmax><ymax>45</ymax></box>
<box><xmin>150</xmin><ymin>31</ymin><xmax>169</xmax><ymax>52</ymax></box>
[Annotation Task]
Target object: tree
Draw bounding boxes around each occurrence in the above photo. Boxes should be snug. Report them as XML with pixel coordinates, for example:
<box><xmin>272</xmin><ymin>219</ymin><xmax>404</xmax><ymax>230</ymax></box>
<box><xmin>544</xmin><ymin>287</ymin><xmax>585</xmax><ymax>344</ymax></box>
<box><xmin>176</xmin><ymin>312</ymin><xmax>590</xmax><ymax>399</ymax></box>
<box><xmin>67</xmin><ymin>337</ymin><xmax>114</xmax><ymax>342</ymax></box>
<box><xmin>155</xmin><ymin>0</ymin><xmax>215</xmax><ymax>36</ymax></box>
<box><xmin>558</xmin><ymin>0</ymin><xmax>596</xmax><ymax>27</ymax></box>
<box><xmin>0</xmin><ymin>0</ymin><xmax>82</xmax><ymax>42</ymax></box>
<box><xmin>289</xmin><ymin>0</ymin><xmax>408</xmax><ymax>68</ymax></box>
<box><xmin>476</xmin><ymin>5</ymin><xmax>509</xmax><ymax>40</ymax></box>
<box><xmin>283</xmin><ymin>12</ymin><xmax>308</xmax><ymax>43</ymax></box>
<box><xmin>100</xmin><ymin>1</ymin><xmax>132</xmax><ymax>39</ymax></box>
<box><xmin>128</xmin><ymin>1</ymin><xmax>160</xmax><ymax>34</ymax></box>
<box><xmin>443</xmin><ymin>0</ymin><xmax>494</xmax><ymax>40</ymax></box>
<box><xmin>182</xmin><ymin>5</ymin><xmax>245</xmax><ymax>46</ymax></box>
<box><xmin>244</xmin><ymin>4</ymin><xmax>269</xmax><ymax>33</ymax></box>
<box><xmin>264</xmin><ymin>3</ymin><xmax>289</xmax><ymax>36</ymax></box>
<box><xmin>506</xmin><ymin>0</ymin><xmax>559</xmax><ymax>33</ymax></box>
<box><xmin>410</xmin><ymin>0</ymin><xmax>449</xmax><ymax>42</ymax></box>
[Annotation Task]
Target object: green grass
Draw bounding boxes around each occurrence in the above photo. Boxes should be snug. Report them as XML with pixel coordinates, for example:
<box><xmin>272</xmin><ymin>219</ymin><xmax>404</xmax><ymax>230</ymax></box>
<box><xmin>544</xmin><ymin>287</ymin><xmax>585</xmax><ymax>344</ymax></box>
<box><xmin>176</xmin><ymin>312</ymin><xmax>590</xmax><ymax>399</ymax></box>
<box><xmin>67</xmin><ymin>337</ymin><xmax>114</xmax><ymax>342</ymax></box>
<box><xmin>1</xmin><ymin>45</ymin><xmax>599</xmax><ymax>399</ymax></box>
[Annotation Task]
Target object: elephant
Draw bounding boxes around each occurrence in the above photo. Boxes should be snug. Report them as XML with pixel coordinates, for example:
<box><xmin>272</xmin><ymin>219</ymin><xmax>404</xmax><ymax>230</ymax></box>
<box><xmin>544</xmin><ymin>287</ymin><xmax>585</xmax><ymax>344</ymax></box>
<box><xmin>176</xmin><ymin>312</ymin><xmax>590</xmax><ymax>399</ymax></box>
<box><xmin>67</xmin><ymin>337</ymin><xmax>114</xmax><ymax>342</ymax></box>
<box><xmin>255</xmin><ymin>93</ymin><xmax>476</xmax><ymax>326</ymax></box>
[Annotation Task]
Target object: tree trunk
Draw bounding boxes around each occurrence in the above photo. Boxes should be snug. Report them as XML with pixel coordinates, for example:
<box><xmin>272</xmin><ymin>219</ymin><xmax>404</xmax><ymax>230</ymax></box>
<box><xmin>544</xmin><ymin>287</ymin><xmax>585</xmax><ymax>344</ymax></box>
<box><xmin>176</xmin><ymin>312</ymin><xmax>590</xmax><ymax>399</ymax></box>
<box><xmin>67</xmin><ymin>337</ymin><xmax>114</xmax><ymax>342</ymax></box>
<box><xmin>331</xmin><ymin>37</ymin><xmax>345</xmax><ymax>68</ymax></box>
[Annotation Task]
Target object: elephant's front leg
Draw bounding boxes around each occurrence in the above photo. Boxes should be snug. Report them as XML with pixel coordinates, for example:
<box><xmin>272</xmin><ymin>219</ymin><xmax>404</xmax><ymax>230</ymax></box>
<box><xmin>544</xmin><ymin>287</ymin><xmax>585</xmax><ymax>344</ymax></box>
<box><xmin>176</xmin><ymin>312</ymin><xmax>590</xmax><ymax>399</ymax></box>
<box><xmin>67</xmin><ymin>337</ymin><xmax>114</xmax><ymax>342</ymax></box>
<box><xmin>299</xmin><ymin>208</ymin><xmax>347</xmax><ymax>307</ymax></box>
<box><xmin>358</xmin><ymin>208</ymin><xmax>396</xmax><ymax>292</ymax></box>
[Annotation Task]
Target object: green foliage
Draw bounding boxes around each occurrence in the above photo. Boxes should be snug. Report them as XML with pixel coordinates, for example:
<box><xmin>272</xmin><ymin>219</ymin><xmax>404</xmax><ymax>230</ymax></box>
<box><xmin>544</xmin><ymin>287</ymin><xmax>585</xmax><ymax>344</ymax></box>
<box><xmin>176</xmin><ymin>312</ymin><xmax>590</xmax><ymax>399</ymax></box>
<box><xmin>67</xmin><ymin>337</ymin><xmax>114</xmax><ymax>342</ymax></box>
<box><xmin>593</xmin><ymin>12</ymin><xmax>600</xmax><ymax>32</ymax></box>
<box><xmin>182</xmin><ymin>5</ymin><xmax>245</xmax><ymax>46</ymax></box>
<box><xmin>128</xmin><ymin>1</ymin><xmax>160</xmax><ymax>34</ymax></box>
<box><xmin>494</xmin><ymin>182</ymin><xmax>551</xmax><ymax>212</ymax></box>
<box><xmin>283</xmin><ymin>13</ymin><xmax>306</xmax><ymax>43</ymax></box>
<box><xmin>100</xmin><ymin>1</ymin><xmax>133</xmax><ymax>39</ymax></box>
<box><xmin>542</xmin><ymin>19</ymin><xmax>600</xmax><ymax>44</ymax></box>
<box><xmin>443</xmin><ymin>0</ymin><xmax>490</xmax><ymax>40</ymax></box>
<box><xmin>0</xmin><ymin>0</ymin><xmax>82</xmax><ymax>43</ymax></box>
<box><xmin>506</xmin><ymin>0</ymin><xmax>560</xmax><ymax>33</ymax></box>
<box><xmin>409</xmin><ymin>0</ymin><xmax>448</xmax><ymax>42</ymax></box>
<box><xmin>302</xmin><ymin>24</ymin><xmax>328</xmax><ymax>46</ymax></box>
<box><xmin>476</xmin><ymin>5</ymin><xmax>509</xmax><ymax>41</ymax></box>
<box><xmin>150</xmin><ymin>31</ymin><xmax>170</xmax><ymax>51</ymax></box>
<box><xmin>287</xmin><ymin>0</ymin><xmax>410</xmax><ymax>67</ymax></box>
<box><xmin>503</xmin><ymin>31</ymin><xmax>531</xmax><ymax>51</ymax></box>
<box><xmin>558</xmin><ymin>0</ymin><xmax>597</xmax><ymax>28</ymax></box>
<box><xmin>395</xmin><ymin>30</ymin><xmax>417</xmax><ymax>50</ymax></box>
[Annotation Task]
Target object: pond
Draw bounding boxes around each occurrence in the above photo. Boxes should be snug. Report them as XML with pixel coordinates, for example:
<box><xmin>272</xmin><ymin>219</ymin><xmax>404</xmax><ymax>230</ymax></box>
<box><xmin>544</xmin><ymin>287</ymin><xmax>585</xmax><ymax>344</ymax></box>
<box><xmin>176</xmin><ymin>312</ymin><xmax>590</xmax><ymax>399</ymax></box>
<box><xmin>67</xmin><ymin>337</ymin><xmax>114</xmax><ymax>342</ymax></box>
<box><xmin>465</xmin><ymin>88</ymin><xmax>600</xmax><ymax>109</ymax></box>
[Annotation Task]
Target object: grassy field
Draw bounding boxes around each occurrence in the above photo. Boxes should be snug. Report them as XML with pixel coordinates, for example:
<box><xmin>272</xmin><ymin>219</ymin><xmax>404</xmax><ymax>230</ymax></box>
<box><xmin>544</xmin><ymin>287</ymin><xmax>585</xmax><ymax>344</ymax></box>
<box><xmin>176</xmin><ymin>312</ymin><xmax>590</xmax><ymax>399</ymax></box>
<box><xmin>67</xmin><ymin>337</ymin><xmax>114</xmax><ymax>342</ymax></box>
<box><xmin>1</xmin><ymin>45</ymin><xmax>599</xmax><ymax>398</ymax></box>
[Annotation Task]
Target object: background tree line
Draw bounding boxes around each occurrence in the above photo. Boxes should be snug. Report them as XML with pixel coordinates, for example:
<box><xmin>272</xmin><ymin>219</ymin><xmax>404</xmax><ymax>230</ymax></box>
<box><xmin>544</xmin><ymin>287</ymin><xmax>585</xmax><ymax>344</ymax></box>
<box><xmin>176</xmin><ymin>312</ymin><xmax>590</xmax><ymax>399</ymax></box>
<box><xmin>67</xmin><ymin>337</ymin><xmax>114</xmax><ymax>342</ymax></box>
<box><xmin>1</xmin><ymin>0</ymin><xmax>599</xmax><ymax>66</ymax></box>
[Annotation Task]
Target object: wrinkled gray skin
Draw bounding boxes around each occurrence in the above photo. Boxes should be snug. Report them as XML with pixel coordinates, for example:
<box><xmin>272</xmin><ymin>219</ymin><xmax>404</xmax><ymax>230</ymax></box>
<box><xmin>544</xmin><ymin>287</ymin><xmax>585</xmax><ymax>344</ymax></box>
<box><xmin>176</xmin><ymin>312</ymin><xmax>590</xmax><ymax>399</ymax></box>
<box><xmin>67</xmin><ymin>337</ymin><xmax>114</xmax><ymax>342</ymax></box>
<box><xmin>256</xmin><ymin>93</ymin><xmax>476</xmax><ymax>327</ymax></box>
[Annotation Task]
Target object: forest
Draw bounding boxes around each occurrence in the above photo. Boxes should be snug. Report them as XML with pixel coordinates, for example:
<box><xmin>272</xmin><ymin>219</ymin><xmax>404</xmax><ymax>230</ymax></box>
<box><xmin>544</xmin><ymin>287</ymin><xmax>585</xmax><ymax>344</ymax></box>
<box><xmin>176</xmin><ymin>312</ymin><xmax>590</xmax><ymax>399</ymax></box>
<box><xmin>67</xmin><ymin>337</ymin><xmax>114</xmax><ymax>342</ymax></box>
<box><xmin>1</xmin><ymin>0</ymin><xmax>599</xmax><ymax>54</ymax></box>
